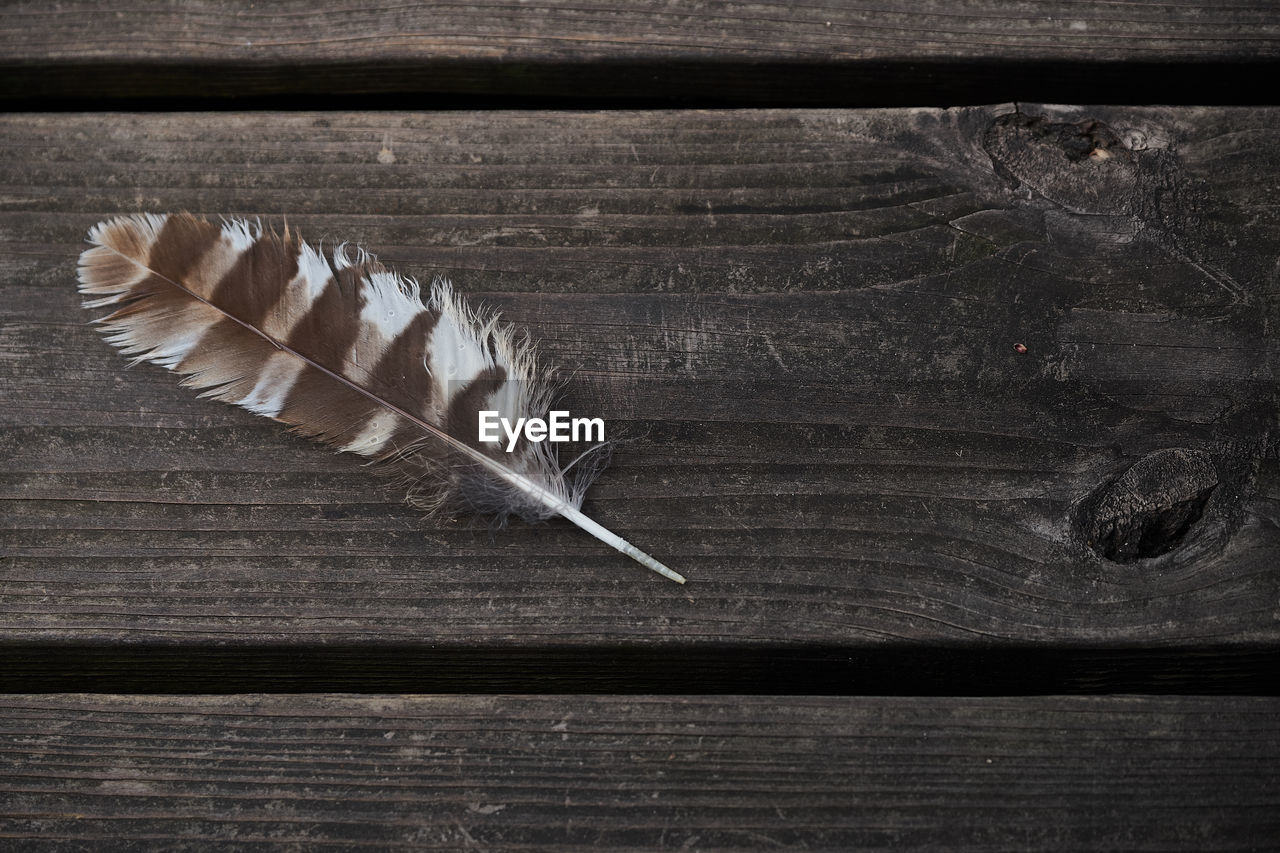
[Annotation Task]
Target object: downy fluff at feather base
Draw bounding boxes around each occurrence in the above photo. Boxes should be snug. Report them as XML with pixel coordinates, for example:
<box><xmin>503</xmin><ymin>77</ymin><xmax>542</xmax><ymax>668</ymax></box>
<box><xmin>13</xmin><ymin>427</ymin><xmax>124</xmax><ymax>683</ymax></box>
<box><xmin>77</xmin><ymin>213</ymin><xmax>683</xmax><ymax>583</ymax></box>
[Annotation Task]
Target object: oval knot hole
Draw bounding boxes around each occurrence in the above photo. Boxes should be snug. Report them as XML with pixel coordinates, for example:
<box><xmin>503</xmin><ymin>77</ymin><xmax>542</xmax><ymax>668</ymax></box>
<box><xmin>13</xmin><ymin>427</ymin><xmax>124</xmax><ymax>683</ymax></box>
<box><xmin>1081</xmin><ymin>448</ymin><xmax>1217</xmax><ymax>563</ymax></box>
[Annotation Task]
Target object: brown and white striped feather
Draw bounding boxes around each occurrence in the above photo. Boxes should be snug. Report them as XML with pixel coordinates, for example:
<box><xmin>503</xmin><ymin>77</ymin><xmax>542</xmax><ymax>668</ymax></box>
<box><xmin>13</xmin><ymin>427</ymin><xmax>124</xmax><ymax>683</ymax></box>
<box><xmin>76</xmin><ymin>212</ymin><xmax>593</xmax><ymax>526</ymax></box>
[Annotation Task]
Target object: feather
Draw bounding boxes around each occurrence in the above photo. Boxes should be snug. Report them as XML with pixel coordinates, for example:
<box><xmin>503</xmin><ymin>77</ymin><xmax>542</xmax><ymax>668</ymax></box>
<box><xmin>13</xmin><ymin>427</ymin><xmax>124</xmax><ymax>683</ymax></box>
<box><xmin>77</xmin><ymin>213</ymin><xmax>684</xmax><ymax>584</ymax></box>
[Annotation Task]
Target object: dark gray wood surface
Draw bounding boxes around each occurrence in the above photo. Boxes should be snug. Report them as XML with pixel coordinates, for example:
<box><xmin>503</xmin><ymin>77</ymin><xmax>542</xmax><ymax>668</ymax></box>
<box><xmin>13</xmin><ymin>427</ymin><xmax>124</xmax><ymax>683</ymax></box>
<box><xmin>3</xmin><ymin>694</ymin><xmax>1278</xmax><ymax>850</ymax></box>
<box><xmin>3</xmin><ymin>1</ymin><xmax>1278</xmax><ymax>105</ymax></box>
<box><xmin>2</xmin><ymin>2</ymin><xmax>1280</xmax><ymax>837</ymax></box>
<box><xmin>11</xmin><ymin>0</ymin><xmax>1278</xmax><ymax>63</ymax></box>
<box><xmin>1</xmin><ymin>106</ymin><xmax>1277</xmax><ymax>692</ymax></box>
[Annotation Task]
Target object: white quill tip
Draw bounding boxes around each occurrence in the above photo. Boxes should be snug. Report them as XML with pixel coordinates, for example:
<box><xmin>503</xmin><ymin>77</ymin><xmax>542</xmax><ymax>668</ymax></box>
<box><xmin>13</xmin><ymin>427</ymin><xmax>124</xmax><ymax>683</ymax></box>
<box><xmin>560</xmin><ymin>507</ymin><xmax>686</xmax><ymax>584</ymax></box>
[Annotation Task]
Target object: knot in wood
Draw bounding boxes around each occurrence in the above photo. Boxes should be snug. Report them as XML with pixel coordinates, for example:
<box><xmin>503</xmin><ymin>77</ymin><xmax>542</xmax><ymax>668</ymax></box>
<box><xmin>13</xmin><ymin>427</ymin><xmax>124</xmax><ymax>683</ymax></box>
<box><xmin>1079</xmin><ymin>448</ymin><xmax>1217</xmax><ymax>563</ymax></box>
<box><xmin>983</xmin><ymin>111</ymin><xmax>1140</xmax><ymax>216</ymax></box>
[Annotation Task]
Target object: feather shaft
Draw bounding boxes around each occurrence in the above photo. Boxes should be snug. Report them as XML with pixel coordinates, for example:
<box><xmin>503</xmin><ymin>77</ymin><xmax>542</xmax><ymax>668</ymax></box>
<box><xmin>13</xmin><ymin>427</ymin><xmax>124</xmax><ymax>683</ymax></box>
<box><xmin>90</xmin><ymin>233</ymin><xmax>684</xmax><ymax>584</ymax></box>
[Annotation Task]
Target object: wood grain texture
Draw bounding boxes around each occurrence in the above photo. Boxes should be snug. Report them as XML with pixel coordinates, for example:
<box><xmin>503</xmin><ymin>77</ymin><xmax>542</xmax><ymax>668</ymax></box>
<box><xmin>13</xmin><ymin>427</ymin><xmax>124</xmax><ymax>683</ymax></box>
<box><xmin>2</xmin><ymin>694</ymin><xmax>1278</xmax><ymax>850</ymax></box>
<box><xmin>1</xmin><ymin>107</ymin><xmax>1278</xmax><ymax>687</ymax></box>
<box><xmin>2</xmin><ymin>1</ymin><xmax>1278</xmax><ymax>105</ymax></box>
<box><xmin>10</xmin><ymin>0</ymin><xmax>1279</xmax><ymax>62</ymax></box>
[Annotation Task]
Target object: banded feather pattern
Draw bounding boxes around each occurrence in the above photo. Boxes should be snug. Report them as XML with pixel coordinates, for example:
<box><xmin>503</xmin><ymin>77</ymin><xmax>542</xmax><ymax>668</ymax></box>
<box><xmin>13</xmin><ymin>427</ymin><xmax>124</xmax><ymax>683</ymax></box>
<box><xmin>77</xmin><ymin>213</ymin><xmax>683</xmax><ymax>583</ymax></box>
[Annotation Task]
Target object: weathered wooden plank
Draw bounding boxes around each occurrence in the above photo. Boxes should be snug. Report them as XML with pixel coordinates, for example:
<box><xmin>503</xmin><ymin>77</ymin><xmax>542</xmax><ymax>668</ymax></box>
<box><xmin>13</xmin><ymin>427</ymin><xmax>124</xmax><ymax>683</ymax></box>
<box><xmin>1</xmin><ymin>694</ymin><xmax>1277</xmax><ymax>850</ymax></box>
<box><xmin>0</xmin><ymin>107</ymin><xmax>1277</xmax><ymax>688</ymax></box>
<box><xmin>2</xmin><ymin>1</ymin><xmax>1278</xmax><ymax>105</ymax></box>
